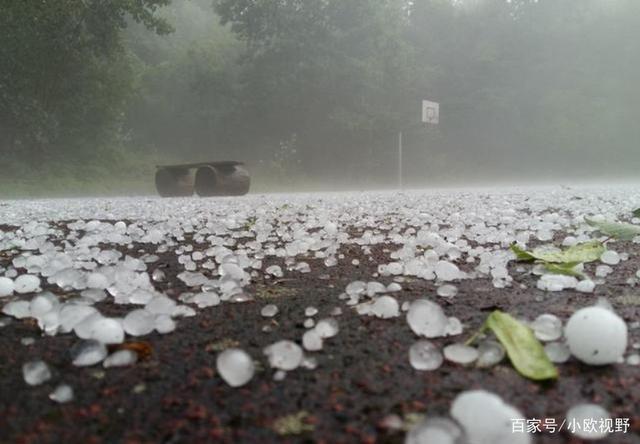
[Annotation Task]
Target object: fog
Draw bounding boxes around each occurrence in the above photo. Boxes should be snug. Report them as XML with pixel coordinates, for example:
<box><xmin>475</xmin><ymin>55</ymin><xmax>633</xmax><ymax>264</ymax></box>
<box><xmin>2</xmin><ymin>0</ymin><xmax>639</xmax><ymax>196</ymax></box>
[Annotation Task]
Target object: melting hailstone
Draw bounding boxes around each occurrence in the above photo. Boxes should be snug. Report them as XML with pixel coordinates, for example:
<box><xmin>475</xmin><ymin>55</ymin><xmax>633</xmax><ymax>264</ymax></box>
<box><xmin>261</xmin><ymin>304</ymin><xmax>279</xmax><ymax>318</ymax></box>
<box><xmin>264</xmin><ymin>340</ymin><xmax>303</xmax><ymax>370</ymax></box>
<box><xmin>409</xmin><ymin>340</ymin><xmax>443</xmax><ymax>371</ymax></box>
<box><xmin>371</xmin><ymin>295</ymin><xmax>399</xmax><ymax>318</ymax></box>
<box><xmin>450</xmin><ymin>390</ymin><xmax>530</xmax><ymax>444</ymax></box>
<box><xmin>71</xmin><ymin>340</ymin><xmax>108</xmax><ymax>367</ymax></box>
<box><xmin>49</xmin><ymin>384</ymin><xmax>74</xmax><ymax>403</ymax></box>
<box><xmin>315</xmin><ymin>318</ymin><xmax>339</xmax><ymax>338</ymax></box>
<box><xmin>407</xmin><ymin>299</ymin><xmax>448</xmax><ymax>338</ymax></box>
<box><xmin>566</xmin><ymin>404</ymin><xmax>611</xmax><ymax>440</ymax></box>
<box><xmin>103</xmin><ymin>349</ymin><xmax>138</xmax><ymax>368</ymax></box>
<box><xmin>405</xmin><ymin>417</ymin><xmax>465</xmax><ymax>444</ymax></box>
<box><xmin>443</xmin><ymin>343</ymin><xmax>479</xmax><ymax>365</ymax></box>
<box><xmin>216</xmin><ymin>348</ymin><xmax>255</xmax><ymax>387</ymax></box>
<box><xmin>23</xmin><ymin>360</ymin><xmax>52</xmax><ymax>386</ymax></box>
<box><xmin>565</xmin><ymin>306</ymin><xmax>627</xmax><ymax>365</ymax></box>
<box><xmin>123</xmin><ymin>309</ymin><xmax>155</xmax><ymax>336</ymax></box>
<box><xmin>531</xmin><ymin>313</ymin><xmax>562</xmax><ymax>342</ymax></box>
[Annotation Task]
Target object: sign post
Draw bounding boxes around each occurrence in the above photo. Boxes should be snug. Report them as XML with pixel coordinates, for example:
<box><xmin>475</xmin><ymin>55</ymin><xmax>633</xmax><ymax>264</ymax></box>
<box><xmin>398</xmin><ymin>131</ymin><xmax>403</xmax><ymax>189</ymax></box>
<box><xmin>397</xmin><ymin>99</ymin><xmax>439</xmax><ymax>190</ymax></box>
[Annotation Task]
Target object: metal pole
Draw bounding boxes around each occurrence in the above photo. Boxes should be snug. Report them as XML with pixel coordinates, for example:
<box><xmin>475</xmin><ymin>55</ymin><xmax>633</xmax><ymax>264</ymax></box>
<box><xmin>398</xmin><ymin>131</ymin><xmax>403</xmax><ymax>190</ymax></box>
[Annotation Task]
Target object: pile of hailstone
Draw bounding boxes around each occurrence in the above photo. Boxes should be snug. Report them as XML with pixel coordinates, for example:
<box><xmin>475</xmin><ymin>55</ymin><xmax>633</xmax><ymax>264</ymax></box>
<box><xmin>0</xmin><ymin>186</ymin><xmax>638</xmax><ymax>434</ymax></box>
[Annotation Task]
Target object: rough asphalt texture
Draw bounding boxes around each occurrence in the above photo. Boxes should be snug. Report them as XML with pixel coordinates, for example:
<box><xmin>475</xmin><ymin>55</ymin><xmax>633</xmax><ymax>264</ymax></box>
<box><xmin>0</xmin><ymin>190</ymin><xmax>639</xmax><ymax>444</ymax></box>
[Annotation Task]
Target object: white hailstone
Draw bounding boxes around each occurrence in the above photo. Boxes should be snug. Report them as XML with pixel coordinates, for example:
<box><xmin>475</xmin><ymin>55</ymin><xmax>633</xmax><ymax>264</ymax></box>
<box><xmin>123</xmin><ymin>309</ymin><xmax>156</xmax><ymax>336</ymax></box>
<box><xmin>562</xmin><ymin>236</ymin><xmax>578</xmax><ymax>247</ymax></box>
<box><xmin>104</xmin><ymin>349</ymin><xmax>138</xmax><ymax>368</ymax></box>
<box><xmin>145</xmin><ymin>296</ymin><xmax>177</xmax><ymax>315</ymax></box>
<box><xmin>434</xmin><ymin>261</ymin><xmax>462</xmax><ymax>281</ymax></box>
<box><xmin>14</xmin><ymin>274</ymin><xmax>41</xmax><ymax>294</ymax></box>
<box><xmin>371</xmin><ymin>296</ymin><xmax>400</xmax><ymax>319</ymax></box>
<box><xmin>436</xmin><ymin>284</ymin><xmax>458</xmax><ymax>298</ymax></box>
<box><xmin>90</xmin><ymin>317</ymin><xmax>125</xmax><ymax>344</ymax></box>
<box><xmin>0</xmin><ymin>277</ymin><xmax>15</xmax><ymax>297</ymax></box>
<box><xmin>273</xmin><ymin>370</ymin><xmax>287</xmax><ymax>381</ymax></box>
<box><xmin>595</xmin><ymin>265</ymin><xmax>612</xmax><ymax>278</ymax></box>
<box><xmin>565</xmin><ymin>306</ymin><xmax>627</xmax><ymax>365</ymax></box>
<box><xmin>3</xmin><ymin>300</ymin><xmax>30</xmax><ymax>319</ymax></box>
<box><xmin>387</xmin><ymin>282</ymin><xmax>402</xmax><ymax>292</ymax></box>
<box><xmin>155</xmin><ymin>314</ymin><xmax>176</xmax><ymax>334</ymax></box>
<box><xmin>531</xmin><ymin>314</ymin><xmax>563</xmax><ymax>342</ymax></box>
<box><xmin>23</xmin><ymin>360</ymin><xmax>52</xmax><ymax>386</ymax></box>
<box><xmin>405</xmin><ymin>417</ymin><xmax>464</xmax><ymax>444</ymax></box>
<box><xmin>315</xmin><ymin>318</ymin><xmax>339</xmax><ymax>338</ymax></box>
<box><xmin>566</xmin><ymin>404</ymin><xmax>611</xmax><ymax>440</ymax></box>
<box><xmin>476</xmin><ymin>340</ymin><xmax>505</xmax><ymax>368</ymax></box>
<box><xmin>600</xmin><ymin>250</ymin><xmax>620</xmax><ymax>265</ymax></box>
<box><xmin>330</xmin><ymin>307</ymin><xmax>343</xmax><ymax>316</ymax></box>
<box><xmin>409</xmin><ymin>340</ymin><xmax>443</xmax><ymax>371</ymax></box>
<box><xmin>71</xmin><ymin>340</ymin><xmax>108</xmax><ymax>366</ymax></box>
<box><xmin>305</xmin><ymin>306</ymin><xmax>318</xmax><ymax>317</ymax></box>
<box><xmin>576</xmin><ymin>279</ymin><xmax>595</xmax><ymax>293</ymax></box>
<box><xmin>49</xmin><ymin>384</ymin><xmax>74</xmax><ymax>403</ymax></box>
<box><xmin>627</xmin><ymin>354</ymin><xmax>640</xmax><ymax>365</ymax></box>
<box><xmin>295</xmin><ymin>262</ymin><xmax>311</xmax><ymax>273</ymax></box>
<box><xmin>86</xmin><ymin>272</ymin><xmax>109</xmax><ymax>289</ymax></box>
<box><xmin>216</xmin><ymin>348</ymin><xmax>255</xmax><ymax>387</ymax></box>
<box><xmin>386</xmin><ymin>262</ymin><xmax>404</xmax><ymax>275</ymax></box>
<box><xmin>450</xmin><ymin>390</ymin><xmax>530</xmax><ymax>444</ymax></box>
<box><xmin>264</xmin><ymin>340</ymin><xmax>304</xmax><ymax>371</ymax></box>
<box><xmin>192</xmin><ymin>292</ymin><xmax>220</xmax><ymax>308</ymax></box>
<box><xmin>445</xmin><ymin>317</ymin><xmax>463</xmax><ymax>336</ymax></box>
<box><xmin>536</xmin><ymin>274</ymin><xmax>578</xmax><ymax>291</ymax></box>
<box><xmin>261</xmin><ymin>304</ymin><xmax>279</xmax><ymax>317</ymax></box>
<box><xmin>59</xmin><ymin>304</ymin><xmax>97</xmax><ymax>333</ymax></box>
<box><xmin>366</xmin><ymin>281</ymin><xmax>386</xmax><ymax>296</ymax></box>
<box><xmin>407</xmin><ymin>299</ymin><xmax>448</xmax><ymax>338</ymax></box>
<box><xmin>29</xmin><ymin>292</ymin><xmax>59</xmax><ymax>318</ymax></box>
<box><xmin>74</xmin><ymin>313</ymin><xmax>104</xmax><ymax>339</ymax></box>
<box><xmin>151</xmin><ymin>269</ymin><xmax>166</xmax><ymax>282</ymax></box>
<box><xmin>81</xmin><ymin>289</ymin><xmax>107</xmax><ymax>302</ymax></box>
<box><xmin>21</xmin><ymin>337</ymin><xmax>35</xmax><ymax>346</ymax></box>
<box><xmin>443</xmin><ymin>344</ymin><xmax>479</xmax><ymax>365</ymax></box>
<box><xmin>544</xmin><ymin>342</ymin><xmax>571</xmax><ymax>363</ymax></box>
<box><xmin>301</xmin><ymin>356</ymin><xmax>318</xmax><ymax>370</ymax></box>
<box><xmin>303</xmin><ymin>318</ymin><xmax>315</xmax><ymax>328</ymax></box>
<box><xmin>265</xmin><ymin>265</ymin><xmax>283</xmax><ymax>278</ymax></box>
<box><xmin>346</xmin><ymin>281</ymin><xmax>367</xmax><ymax>296</ymax></box>
<box><xmin>302</xmin><ymin>329</ymin><xmax>323</xmax><ymax>351</ymax></box>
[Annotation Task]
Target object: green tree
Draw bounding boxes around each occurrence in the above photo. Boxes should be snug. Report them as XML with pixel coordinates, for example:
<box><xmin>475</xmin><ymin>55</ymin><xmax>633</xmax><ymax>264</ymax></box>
<box><xmin>0</xmin><ymin>0</ymin><xmax>171</xmax><ymax>177</ymax></box>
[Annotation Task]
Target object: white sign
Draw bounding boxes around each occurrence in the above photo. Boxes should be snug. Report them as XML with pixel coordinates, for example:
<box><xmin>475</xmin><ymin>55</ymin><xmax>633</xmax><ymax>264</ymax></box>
<box><xmin>422</xmin><ymin>99</ymin><xmax>439</xmax><ymax>124</ymax></box>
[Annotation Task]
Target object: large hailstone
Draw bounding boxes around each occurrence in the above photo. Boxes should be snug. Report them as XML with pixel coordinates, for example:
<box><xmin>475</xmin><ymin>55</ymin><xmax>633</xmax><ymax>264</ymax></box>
<box><xmin>216</xmin><ymin>348</ymin><xmax>255</xmax><ymax>387</ymax></box>
<box><xmin>450</xmin><ymin>390</ymin><xmax>530</xmax><ymax>444</ymax></box>
<box><xmin>565</xmin><ymin>306</ymin><xmax>627</xmax><ymax>365</ymax></box>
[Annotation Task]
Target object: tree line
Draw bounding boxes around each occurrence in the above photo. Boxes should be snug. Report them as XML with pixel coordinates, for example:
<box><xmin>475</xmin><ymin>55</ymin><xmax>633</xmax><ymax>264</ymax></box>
<box><xmin>1</xmin><ymin>0</ymin><xmax>638</xmax><ymax>195</ymax></box>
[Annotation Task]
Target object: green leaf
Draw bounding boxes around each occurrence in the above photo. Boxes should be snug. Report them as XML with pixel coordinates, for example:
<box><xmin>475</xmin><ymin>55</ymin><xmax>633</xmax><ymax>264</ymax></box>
<box><xmin>633</xmin><ymin>208</ymin><xmax>640</xmax><ymax>218</ymax></box>
<box><xmin>543</xmin><ymin>262</ymin><xmax>583</xmax><ymax>278</ymax></box>
<box><xmin>510</xmin><ymin>240</ymin><xmax>604</xmax><ymax>264</ymax></box>
<box><xmin>510</xmin><ymin>244</ymin><xmax>535</xmax><ymax>261</ymax></box>
<box><xmin>485</xmin><ymin>311</ymin><xmax>558</xmax><ymax>381</ymax></box>
<box><xmin>585</xmin><ymin>217</ymin><xmax>640</xmax><ymax>241</ymax></box>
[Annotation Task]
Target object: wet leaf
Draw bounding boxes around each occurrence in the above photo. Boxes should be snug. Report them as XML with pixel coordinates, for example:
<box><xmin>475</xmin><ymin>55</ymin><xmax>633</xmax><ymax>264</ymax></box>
<box><xmin>585</xmin><ymin>217</ymin><xmax>640</xmax><ymax>241</ymax></box>
<box><xmin>510</xmin><ymin>241</ymin><xmax>604</xmax><ymax>264</ymax></box>
<box><xmin>543</xmin><ymin>261</ymin><xmax>583</xmax><ymax>278</ymax></box>
<box><xmin>485</xmin><ymin>311</ymin><xmax>558</xmax><ymax>381</ymax></box>
<box><xmin>633</xmin><ymin>208</ymin><xmax>640</xmax><ymax>218</ymax></box>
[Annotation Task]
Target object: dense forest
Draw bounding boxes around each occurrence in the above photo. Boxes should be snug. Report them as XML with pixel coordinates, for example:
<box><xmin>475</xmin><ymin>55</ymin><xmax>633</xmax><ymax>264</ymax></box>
<box><xmin>1</xmin><ymin>0</ymin><xmax>639</xmax><ymax>196</ymax></box>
